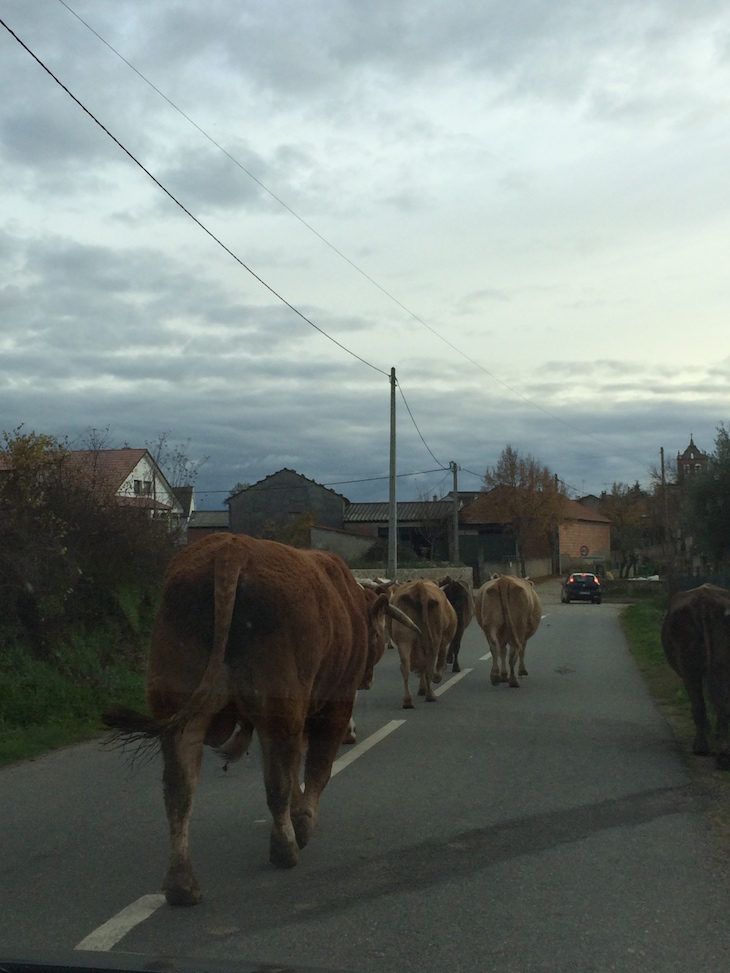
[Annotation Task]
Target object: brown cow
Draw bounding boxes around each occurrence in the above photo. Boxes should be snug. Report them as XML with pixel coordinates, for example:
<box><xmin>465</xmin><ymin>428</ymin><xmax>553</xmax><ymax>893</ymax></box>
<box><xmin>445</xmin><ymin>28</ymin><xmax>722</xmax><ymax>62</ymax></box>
<box><xmin>390</xmin><ymin>579</ymin><xmax>458</xmax><ymax>708</ymax></box>
<box><xmin>439</xmin><ymin>575</ymin><xmax>474</xmax><ymax>673</ymax></box>
<box><xmin>661</xmin><ymin>583</ymin><xmax>730</xmax><ymax>770</ymax></box>
<box><xmin>102</xmin><ymin>533</ymin><xmax>418</xmax><ymax>905</ymax></box>
<box><xmin>474</xmin><ymin>574</ymin><xmax>542</xmax><ymax>687</ymax></box>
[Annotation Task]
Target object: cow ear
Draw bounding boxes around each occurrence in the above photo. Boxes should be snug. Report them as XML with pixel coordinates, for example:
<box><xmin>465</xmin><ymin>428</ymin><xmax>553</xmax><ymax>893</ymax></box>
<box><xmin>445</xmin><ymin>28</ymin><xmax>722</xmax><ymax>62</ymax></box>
<box><xmin>370</xmin><ymin>592</ymin><xmax>390</xmax><ymax>617</ymax></box>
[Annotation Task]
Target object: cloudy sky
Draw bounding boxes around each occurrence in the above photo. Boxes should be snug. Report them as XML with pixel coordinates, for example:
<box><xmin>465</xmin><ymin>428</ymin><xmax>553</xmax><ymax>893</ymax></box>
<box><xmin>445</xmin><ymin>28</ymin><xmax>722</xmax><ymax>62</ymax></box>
<box><xmin>2</xmin><ymin>0</ymin><xmax>729</xmax><ymax>508</ymax></box>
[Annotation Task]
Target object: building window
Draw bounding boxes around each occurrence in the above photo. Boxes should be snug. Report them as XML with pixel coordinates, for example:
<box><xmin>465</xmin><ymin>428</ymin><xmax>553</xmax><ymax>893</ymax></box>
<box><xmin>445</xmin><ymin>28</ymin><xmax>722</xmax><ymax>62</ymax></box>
<box><xmin>134</xmin><ymin>479</ymin><xmax>142</xmax><ymax>495</ymax></box>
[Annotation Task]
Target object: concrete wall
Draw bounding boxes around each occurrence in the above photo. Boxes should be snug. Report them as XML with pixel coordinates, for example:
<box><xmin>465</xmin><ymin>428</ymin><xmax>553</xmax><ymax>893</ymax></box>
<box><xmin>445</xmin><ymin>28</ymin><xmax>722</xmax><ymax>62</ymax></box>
<box><xmin>310</xmin><ymin>526</ymin><xmax>374</xmax><ymax>563</ymax></box>
<box><xmin>478</xmin><ymin>558</ymin><xmax>553</xmax><ymax>583</ymax></box>
<box><xmin>353</xmin><ymin>566</ymin><xmax>474</xmax><ymax>587</ymax></box>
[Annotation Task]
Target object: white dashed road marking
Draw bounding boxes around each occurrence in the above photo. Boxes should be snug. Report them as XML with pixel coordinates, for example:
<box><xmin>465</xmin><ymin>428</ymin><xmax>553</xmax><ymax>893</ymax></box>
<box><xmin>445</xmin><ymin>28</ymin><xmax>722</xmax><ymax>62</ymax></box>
<box><xmin>433</xmin><ymin>667</ymin><xmax>473</xmax><ymax>696</ymax></box>
<box><xmin>75</xmin><ymin>894</ymin><xmax>166</xmax><ymax>951</ymax></box>
<box><xmin>331</xmin><ymin>718</ymin><xmax>405</xmax><ymax>776</ymax></box>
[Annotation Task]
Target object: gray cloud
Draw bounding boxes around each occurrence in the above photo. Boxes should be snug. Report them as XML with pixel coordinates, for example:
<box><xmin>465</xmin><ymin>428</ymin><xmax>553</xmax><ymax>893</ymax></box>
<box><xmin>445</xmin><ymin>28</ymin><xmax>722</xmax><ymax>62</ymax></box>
<box><xmin>2</xmin><ymin>0</ymin><xmax>729</xmax><ymax>510</ymax></box>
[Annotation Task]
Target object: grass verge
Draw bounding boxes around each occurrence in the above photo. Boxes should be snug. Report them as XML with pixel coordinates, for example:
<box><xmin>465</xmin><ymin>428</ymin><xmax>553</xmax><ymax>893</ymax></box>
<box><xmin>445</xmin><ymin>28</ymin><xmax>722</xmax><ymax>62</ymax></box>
<box><xmin>0</xmin><ymin>641</ymin><xmax>146</xmax><ymax>768</ymax></box>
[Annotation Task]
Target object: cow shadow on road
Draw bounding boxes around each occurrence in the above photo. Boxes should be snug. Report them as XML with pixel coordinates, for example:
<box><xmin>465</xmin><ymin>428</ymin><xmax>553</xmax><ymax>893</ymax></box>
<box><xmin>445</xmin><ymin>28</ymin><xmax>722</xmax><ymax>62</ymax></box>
<box><xmin>197</xmin><ymin>782</ymin><xmax>699</xmax><ymax>935</ymax></box>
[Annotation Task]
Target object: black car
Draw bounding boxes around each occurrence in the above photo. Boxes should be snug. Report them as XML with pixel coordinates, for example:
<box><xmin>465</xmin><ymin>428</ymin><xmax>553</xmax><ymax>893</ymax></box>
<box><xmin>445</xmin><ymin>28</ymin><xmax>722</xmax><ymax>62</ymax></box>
<box><xmin>561</xmin><ymin>571</ymin><xmax>602</xmax><ymax>604</ymax></box>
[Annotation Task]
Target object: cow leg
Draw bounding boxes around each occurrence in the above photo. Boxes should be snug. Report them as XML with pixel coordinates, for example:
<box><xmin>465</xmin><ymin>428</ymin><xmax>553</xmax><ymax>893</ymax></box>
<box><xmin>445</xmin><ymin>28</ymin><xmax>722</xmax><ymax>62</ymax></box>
<box><xmin>683</xmin><ymin>662</ymin><xmax>711</xmax><ymax>756</ymax></box>
<box><xmin>294</xmin><ymin>702</ymin><xmax>352</xmax><ymax>848</ymax></box>
<box><xmin>416</xmin><ymin>669</ymin><xmax>437</xmax><ymax>702</ymax></box>
<box><xmin>448</xmin><ymin>633</ymin><xmax>462</xmax><ymax>673</ymax></box>
<box><xmin>160</xmin><ymin>715</ymin><xmax>208</xmax><ymax>906</ymax></box>
<box><xmin>715</xmin><ymin>710</ymin><xmax>730</xmax><ymax>770</ymax></box>
<box><xmin>342</xmin><ymin>716</ymin><xmax>357</xmax><ymax>745</ymax></box>
<box><xmin>488</xmin><ymin>639</ymin><xmax>502</xmax><ymax>686</ymax></box>
<box><xmin>508</xmin><ymin>643</ymin><xmax>521</xmax><ymax>688</ymax></box>
<box><xmin>708</xmin><ymin>668</ymin><xmax>730</xmax><ymax>770</ymax></box>
<box><xmin>432</xmin><ymin>642</ymin><xmax>449</xmax><ymax>684</ymax></box>
<box><xmin>399</xmin><ymin>646</ymin><xmax>414</xmax><ymax>708</ymax></box>
<box><xmin>518</xmin><ymin>648</ymin><xmax>528</xmax><ymax>677</ymax></box>
<box><xmin>258</xmin><ymin>721</ymin><xmax>304</xmax><ymax>869</ymax></box>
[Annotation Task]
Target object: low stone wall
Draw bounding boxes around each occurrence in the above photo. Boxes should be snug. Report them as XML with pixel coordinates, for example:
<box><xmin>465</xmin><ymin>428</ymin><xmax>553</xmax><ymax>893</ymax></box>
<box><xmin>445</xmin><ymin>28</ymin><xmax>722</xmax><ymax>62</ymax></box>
<box><xmin>353</xmin><ymin>566</ymin><xmax>474</xmax><ymax>587</ymax></box>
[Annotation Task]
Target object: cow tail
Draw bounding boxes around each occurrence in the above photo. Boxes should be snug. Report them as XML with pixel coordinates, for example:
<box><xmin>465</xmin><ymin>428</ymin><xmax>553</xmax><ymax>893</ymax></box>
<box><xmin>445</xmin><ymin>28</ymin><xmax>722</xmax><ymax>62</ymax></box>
<box><xmin>420</xmin><ymin>588</ymin><xmax>437</xmax><ymax>660</ymax></box>
<box><xmin>166</xmin><ymin>540</ymin><xmax>243</xmax><ymax>731</ymax></box>
<box><xmin>101</xmin><ymin>704</ymin><xmax>164</xmax><ymax>765</ymax></box>
<box><xmin>498</xmin><ymin>579</ymin><xmax>519</xmax><ymax>650</ymax></box>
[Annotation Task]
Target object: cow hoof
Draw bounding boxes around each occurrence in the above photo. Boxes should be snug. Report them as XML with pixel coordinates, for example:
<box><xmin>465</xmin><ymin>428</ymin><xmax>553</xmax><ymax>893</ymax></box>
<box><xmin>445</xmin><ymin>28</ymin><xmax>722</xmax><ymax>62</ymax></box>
<box><xmin>715</xmin><ymin>752</ymin><xmax>730</xmax><ymax>771</ymax></box>
<box><xmin>509</xmin><ymin>680</ymin><xmax>520</xmax><ymax>688</ymax></box>
<box><xmin>490</xmin><ymin>673</ymin><xmax>501</xmax><ymax>686</ymax></box>
<box><xmin>403</xmin><ymin>699</ymin><xmax>414</xmax><ymax>709</ymax></box>
<box><xmin>292</xmin><ymin>809</ymin><xmax>315</xmax><ymax>849</ymax></box>
<box><xmin>163</xmin><ymin>866</ymin><xmax>202</xmax><ymax>907</ymax></box>
<box><xmin>269</xmin><ymin>832</ymin><xmax>299</xmax><ymax>868</ymax></box>
<box><xmin>164</xmin><ymin>884</ymin><xmax>203</xmax><ymax>907</ymax></box>
<box><xmin>452</xmin><ymin>662</ymin><xmax>461</xmax><ymax>673</ymax></box>
<box><xmin>519</xmin><ymin>667</ymin><xmax>528</xmax><ymax>676</ymax></box>
<box><xmin>417</xmin><ymin>686</ymin><xmax>426</xmax><ymax>695</ymax></box>
<box><xmin>425</xmin><ymin>694</ymin><xmax>438</xmax><ymax>703</ymax></box>
<box><xmin>432</xmin><ymin>672</ymin><xmax>443</xmax><ymax>684</ymax></box>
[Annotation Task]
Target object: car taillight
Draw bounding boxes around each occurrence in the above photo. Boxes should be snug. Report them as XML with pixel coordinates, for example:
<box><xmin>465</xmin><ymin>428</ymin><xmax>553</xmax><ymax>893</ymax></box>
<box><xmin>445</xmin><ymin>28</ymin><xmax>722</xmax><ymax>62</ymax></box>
<box><xmin>593</xmin><ymin>577</ymin><xmax>600</xmax><ymax>584</ymax></box>
<box><xmin>569</xmin><ymin>576</ymin><xmax>575</xmax><ymax>583</ymax></box>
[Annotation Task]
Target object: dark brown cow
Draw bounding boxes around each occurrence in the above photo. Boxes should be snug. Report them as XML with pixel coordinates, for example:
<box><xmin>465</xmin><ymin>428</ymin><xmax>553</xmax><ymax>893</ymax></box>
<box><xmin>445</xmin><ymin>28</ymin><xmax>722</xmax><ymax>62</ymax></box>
<box><xmin>390</xmin><ymin>579</ymin><xmax>457</xmax><ymax>708</ymax></box>
<box><xmin>474</xmin><ymin>574</ymin><xmax>542</xmax><ymax>687</ymax></box>
<box><xmin>103</xmin><ymin>533</ymin><xmax>418</xmax><ymax>905</ymax></box>
<box><xmin>439</xmin><ymin>575</ymin><xmax>474</xmax><ymax>673</ymax></box>
<box><xmin>661</xmin><ymin>583</ymin><xmax>730</xmax><ymax>770</ymax></box>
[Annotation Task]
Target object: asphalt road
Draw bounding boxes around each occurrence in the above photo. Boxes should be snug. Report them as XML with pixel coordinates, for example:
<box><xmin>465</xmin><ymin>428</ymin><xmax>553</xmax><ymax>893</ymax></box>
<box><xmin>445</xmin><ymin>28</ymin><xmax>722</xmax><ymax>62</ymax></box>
<box><xmin>2</xmin><ymin>581</ymin><xmax>730</xmax><ymax>973</ymax></box>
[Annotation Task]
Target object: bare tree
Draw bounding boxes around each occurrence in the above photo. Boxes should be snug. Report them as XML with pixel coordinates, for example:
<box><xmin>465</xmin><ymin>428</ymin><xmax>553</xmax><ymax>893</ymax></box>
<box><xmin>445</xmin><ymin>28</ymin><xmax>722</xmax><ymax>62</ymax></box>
<box><xmin>146</xmin><ymin>432</ymin><xmax>208</xmax><ymax>488</ymax></box>
<box><xmin>484</xmin><ymin>445</ymin><xmax>566</xmax><ymax>576</ymax></box>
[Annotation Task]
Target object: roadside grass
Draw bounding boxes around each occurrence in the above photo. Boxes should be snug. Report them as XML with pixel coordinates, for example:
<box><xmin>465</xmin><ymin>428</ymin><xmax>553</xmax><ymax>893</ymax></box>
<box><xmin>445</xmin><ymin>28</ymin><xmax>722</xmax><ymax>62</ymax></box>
<box><xmin>0</xmin><ymin>637</ymin><xmax>146</xmax><ymax>768</ymax></box>
<box><xmin>620</xmin><ymin>600</ymin><xmax>730</xmax><ymax>857</ymax></box>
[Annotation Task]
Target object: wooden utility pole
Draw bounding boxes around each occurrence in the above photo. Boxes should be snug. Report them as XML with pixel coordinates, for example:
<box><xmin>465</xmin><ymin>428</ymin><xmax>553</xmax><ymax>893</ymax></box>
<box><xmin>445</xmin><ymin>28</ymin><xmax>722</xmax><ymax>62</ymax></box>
<box><xmin>388</xmin><ymin>367</ymin><xmax>397</xmax><ymax>578</ymax></box>
<box><xmin>450</xmin><ymin>461</ymin><xmax>459</xmax><ymax>563</ymax></box>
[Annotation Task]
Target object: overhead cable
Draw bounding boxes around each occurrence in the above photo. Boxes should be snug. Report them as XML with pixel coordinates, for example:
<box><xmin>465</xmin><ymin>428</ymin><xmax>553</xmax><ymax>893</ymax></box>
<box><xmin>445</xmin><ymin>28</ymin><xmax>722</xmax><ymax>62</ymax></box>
<box><xmin>0</xmin><ymin>17</ymin><xmax>388</xmax><ymax>379</ymax></box>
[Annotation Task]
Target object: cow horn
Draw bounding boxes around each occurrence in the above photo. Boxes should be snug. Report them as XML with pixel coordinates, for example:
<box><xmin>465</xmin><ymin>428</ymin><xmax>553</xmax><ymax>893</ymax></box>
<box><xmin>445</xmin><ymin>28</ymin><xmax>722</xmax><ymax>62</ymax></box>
<box><xmin>386</xmin><ymin>603</ymin><xmax>421</xmax><ymax>633</ymax></box>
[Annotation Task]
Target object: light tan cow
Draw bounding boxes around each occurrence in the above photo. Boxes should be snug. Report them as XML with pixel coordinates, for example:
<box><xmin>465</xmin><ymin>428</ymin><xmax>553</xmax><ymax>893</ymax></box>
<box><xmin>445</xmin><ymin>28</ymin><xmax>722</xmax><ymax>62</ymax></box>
<box><xmin>390</xmin><ymin>579</ymin><xmax>458</xmax><ymax>708</ymax></box>
<box><xmin>474</xmin><ymin>574</ymin><xmax>542</xmax><ymax>687</ymax></box>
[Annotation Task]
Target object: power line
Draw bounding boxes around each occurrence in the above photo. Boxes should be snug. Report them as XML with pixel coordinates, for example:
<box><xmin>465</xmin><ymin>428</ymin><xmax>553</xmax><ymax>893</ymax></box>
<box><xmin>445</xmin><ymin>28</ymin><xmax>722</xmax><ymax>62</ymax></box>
<box><xmin>0</xmin><ymin>16</ymin><xmax>388</xmax><ymax>380</ymax></box>
<box><xmin>193</xmin><ymin>467</ymin><xmax>447</xmax><ymax>495</ymax></box>
<box><xmin>396</xmin><ymin>383</ymin><xmax>446</xmax><ymax>470</ymax></box>
<box><xmin>3</xmin><ymin>14</ymin><xmax>448</xmax><ymax>489</ymax></box>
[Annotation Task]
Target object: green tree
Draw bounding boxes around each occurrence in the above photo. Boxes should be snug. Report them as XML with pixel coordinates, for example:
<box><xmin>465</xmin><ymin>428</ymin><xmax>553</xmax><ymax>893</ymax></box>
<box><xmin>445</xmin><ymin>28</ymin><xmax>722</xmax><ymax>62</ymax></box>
<box><xmin>601</xmin><ymin>482</ymin><xmax>646</xmax><ymax>578</ymax></box>
<box><xmin>483</xmin><ymin>445</ymin><xmax>566</xmax><ymax>576</ymax></box>
<box><xmin>685</xmin><ymin>423</ymin><xmax>730</xmax><ymax>570</ymax></box>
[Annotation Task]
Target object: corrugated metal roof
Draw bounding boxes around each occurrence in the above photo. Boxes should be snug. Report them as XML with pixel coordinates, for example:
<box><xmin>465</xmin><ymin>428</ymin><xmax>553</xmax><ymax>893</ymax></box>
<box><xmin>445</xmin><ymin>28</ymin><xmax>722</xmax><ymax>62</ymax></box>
<box><xmin>345</xmin><ymin>501</ymin><xmax>453</xmax><ymax>523</ymax></box>
<box><xmin>189</xmin><ymin>510</ymin><xmax>230</xmax><ymax>527</ymax></box>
